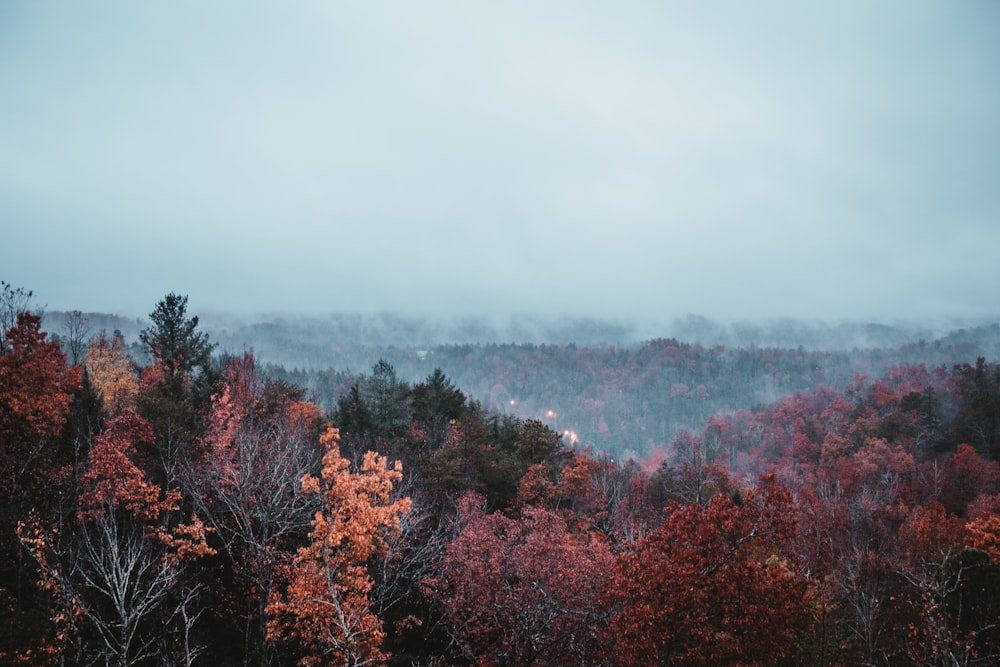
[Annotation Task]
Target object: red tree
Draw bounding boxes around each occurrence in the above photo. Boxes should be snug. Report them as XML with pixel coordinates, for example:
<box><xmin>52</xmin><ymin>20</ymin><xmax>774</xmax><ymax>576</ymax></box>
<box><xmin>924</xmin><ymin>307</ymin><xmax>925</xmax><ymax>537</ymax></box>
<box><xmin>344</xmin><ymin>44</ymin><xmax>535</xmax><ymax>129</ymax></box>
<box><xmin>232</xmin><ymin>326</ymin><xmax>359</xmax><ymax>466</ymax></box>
<box><xmin>436</xmin><ymin>494</ymin><xmax>613</xmax><ymax>666</ymax></box>
<box><xmin>609</xmin><ymin>476</ymin><xmax>809</xmax><ymax>666</ymax></box>
<box><xmin>0</xmin><ymin>313</ymin><xmax>79</xmax><ymax>662</ymax></box>
<box><xmin>0</xmin><ymin>312</ymin><xmax>79</xmax><ymax>505</ymax></box>
<box><xmin>940</xmin><ymin>444</ymin><xmax>1000</xmax><ymax>516</ymax></box>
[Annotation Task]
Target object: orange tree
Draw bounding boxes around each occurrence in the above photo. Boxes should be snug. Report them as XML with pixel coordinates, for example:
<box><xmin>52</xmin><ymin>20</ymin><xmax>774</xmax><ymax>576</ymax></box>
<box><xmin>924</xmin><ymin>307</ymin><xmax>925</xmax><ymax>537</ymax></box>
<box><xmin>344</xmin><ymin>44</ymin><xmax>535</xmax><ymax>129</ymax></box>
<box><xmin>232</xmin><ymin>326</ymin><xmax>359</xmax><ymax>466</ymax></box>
<box><xmin>85</xmin><ymin>331</ymin><xmax>138</xmax><ymax>418</ymax></box>
<box><xmin>267</xmin><ymin>427</ymin><xmax>410</xmax><ymax>666</ymax></box>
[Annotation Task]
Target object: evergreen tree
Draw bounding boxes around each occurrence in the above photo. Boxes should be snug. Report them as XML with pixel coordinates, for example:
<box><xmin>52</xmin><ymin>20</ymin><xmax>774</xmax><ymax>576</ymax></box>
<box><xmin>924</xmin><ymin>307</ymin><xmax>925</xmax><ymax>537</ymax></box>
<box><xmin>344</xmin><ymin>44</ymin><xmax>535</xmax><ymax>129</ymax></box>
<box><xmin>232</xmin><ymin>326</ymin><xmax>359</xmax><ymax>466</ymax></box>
<box><xmin>139</xmin><ymin>293</ymin><xmax>214</xmax><ymax>379</ymax></box>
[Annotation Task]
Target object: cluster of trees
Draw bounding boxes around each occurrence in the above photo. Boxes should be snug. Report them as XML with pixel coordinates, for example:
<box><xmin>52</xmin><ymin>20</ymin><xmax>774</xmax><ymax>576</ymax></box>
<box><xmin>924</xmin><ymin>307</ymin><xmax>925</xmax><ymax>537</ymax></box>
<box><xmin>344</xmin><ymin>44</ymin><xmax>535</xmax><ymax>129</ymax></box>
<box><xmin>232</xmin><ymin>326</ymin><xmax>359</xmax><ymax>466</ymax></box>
<box><xmin>635</xmin><ymin>359</ymin><xmax>1000</xmax><ymax>665</ymax></box>
<box><xmin>266</xmin><ymin>327</ymin><xmax>1000</xmax><ymax>461</ymax></box>
<box><xmin>43</xmin><ymin>307</ymin><xmax>1000</xmax><ymax>463</ymax></box>
<box><xmin>2</xmin><ymin>285</ymin><xmax>1000</xmax><ymax>665</ymax></box>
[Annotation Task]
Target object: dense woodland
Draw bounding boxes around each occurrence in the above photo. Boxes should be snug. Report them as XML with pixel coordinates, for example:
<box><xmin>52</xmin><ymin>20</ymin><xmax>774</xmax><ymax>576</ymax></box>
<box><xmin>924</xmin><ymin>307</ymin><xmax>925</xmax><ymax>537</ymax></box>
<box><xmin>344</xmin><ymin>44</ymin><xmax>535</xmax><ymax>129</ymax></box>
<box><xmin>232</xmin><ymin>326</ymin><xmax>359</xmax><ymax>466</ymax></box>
<box><xmin>3</xmin><ymin>283</ymin><xmax>1000</xmax><ymax>665</ymax></box>
<box><xmin>263</xmin><ymin>328</ymin><xmax>1000</xmax><ymax>461</ymax></box>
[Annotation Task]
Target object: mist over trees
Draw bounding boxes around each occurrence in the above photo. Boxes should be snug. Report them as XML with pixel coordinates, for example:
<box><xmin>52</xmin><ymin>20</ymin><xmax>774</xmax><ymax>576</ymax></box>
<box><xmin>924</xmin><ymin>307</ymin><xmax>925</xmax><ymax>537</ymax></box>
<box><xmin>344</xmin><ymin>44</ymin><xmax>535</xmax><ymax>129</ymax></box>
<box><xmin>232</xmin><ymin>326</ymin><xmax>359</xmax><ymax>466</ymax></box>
<box><xmin>4</xmin><ymin>286</ymin><xmax>1000</xmax><ymax>665</ymax></box>
<box><xmin>43</xmin><ymin>308</ymin><xmax>1000</xmax><ymax>461</ymax></box>
<box><xmin>252</xmin><ymin>320</ymin><xmax>1000</xmax><ymax>461</ymax></box>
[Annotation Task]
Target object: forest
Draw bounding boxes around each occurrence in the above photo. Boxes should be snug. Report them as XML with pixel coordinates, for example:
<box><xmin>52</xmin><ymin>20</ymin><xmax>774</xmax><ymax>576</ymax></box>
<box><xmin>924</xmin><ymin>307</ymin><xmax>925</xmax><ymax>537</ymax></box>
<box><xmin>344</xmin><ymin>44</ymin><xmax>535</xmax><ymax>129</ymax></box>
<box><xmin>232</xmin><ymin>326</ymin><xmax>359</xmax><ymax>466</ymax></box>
<box><xmin>3</xmin><ymin>283</ymin><xmax>1000</xmax><ymax>666</ymax></box>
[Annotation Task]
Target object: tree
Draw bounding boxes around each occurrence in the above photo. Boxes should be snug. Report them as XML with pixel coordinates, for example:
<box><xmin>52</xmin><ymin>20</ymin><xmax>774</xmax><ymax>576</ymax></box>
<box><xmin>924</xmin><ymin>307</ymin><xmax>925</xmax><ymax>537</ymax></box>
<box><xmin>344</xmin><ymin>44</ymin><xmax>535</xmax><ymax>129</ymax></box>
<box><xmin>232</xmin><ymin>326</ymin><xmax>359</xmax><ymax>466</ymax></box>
<box><xmin>364</xmin><ymin>360</ymin><xmax>411</xmax><ymax>440</ymax></box>
<box><xmin>62</xmin><ymin>309</ymin><xmax>91</xmax><ymax>366</ymax></box>
<box><xmin>436</xmin><ymin>496</ymin><xmax>613</xmax><ymax>666</ymax></box>
<box><xmin>267</xmin><ymin>428</ymin><xmax>410</xmax><ymax>666</ymax></box>
<box><xmin>0</xmin><ymin>312</ymin><xmax>80</xmax><ymax>663</ymax></box>
<box><xmin>948</xmin><ymin>359</ymin><xmax>1000</xmax><ymax>459</ymax></box>
<box><xmin>186</xmin><ymin>353</ymin><xmax>323</xmax><ymax>665</ymax></box>
<box><xmin>334</xmin><ymin>384</ymin><xmax>374</xmax><ymax>456</ymax></box>
<box><xmin>18</xmin><ymin>413</ymin><xmax>214</xmax><ymax>666</ymax></box>
<box><xmin>334</xmin><ymin>361</ymin><xmax>412</xmax><ymax>465</ymax></box>
<box><xmin>940</xmin><ymin>444</ymin><xmax>1000</xmax><ymax>516</ymax></box>
<box><xmin>835</xmin><ymin>547</ymin><xmax>916</xmax><ymax>666</ymax></box>
<box><xmin>86</xmin><ymin>331</ymin><xmax>139</xmax><ymax>418</ymax></box>
<box><xmin>938</xmin><ymin>549</ymin><xmax>1000</xmax><ymax>663</ymax></box>
<box><xmin>609</xmin><ymin>476</ymin><xmax>809</xmax><ymax>666</ymax></box>
<box><xmin>514</xmin><ymin>449</ymin><xmax>607</xmax><ymax>534</ymax></box>
<box><xmin>368</xmin><ymin>496</ymin><xmax>455</xmax><ymax>663</ymax></box>
<box><xmin>967</xmin><ymin>509</ymin><xmax>1000</xmax><ymax>564</ymax></box>
<box><xmin>418</xmin><ymin>411</ymin><xmax>522</xmax><ymax>511</ymax></box>
<box><xmin>0</xmin><ymin>280</ymin><xmax>34</xmax><ymax>355</ymax></box>
<box><xmin>513</xmin><ymin>419</ymin><xmax>562</xmax><ymax>474</ymax></box>
<box><xmin>411</xmin><ymin>368</ymin><xmax>466</xmax><ymax>451</ymax></box>
<box><xmin>137</xmin><ymin>294</ymin><xmax>215</xmax><ymax>491</ymax></box>
<box><xmin>62</xmin><ymin>368</ymin><xmax>106</xmax><ymax>480</ymax></box>
<box><xmin>139</xmin><ymin>293</ymin><xmax>214</xmax><ymax>380</ymax></box>
<box><xmin>0</xmin><ymin>313</ymin><xmax>79</xmax><ymax>514</ymax></box>
<box><xmin>896</xmin><ymin>501</ymin><xmax>1000</xmax><ymax>666</ymax></box>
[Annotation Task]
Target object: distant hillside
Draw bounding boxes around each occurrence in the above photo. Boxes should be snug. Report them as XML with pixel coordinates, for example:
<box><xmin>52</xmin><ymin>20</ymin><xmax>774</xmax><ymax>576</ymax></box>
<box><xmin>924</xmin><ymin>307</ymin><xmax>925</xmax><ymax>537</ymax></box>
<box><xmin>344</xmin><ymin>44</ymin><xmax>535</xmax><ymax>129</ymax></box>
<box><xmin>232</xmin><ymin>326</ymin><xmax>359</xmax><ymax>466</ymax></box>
<box><xmin>45</xmin><ymin>310</ymin><xmax>997</xmax><ymax>367</ymax></box>
<box><xmin>40</xmin><ymin>309</ymin><xmax>1000</xmax><ymax>458</ymax></box>
<box><xmin>283</xmin><ymin>329</ymin><xmax>996</xmax><ymax>458</ymax></box>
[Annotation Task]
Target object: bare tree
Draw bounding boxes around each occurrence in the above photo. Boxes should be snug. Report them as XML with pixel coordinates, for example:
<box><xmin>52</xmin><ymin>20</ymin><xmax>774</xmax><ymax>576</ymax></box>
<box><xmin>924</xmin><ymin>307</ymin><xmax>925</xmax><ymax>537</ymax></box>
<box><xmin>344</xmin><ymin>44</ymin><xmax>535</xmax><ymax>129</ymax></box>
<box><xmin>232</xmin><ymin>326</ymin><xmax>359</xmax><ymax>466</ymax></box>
<box><xmin>75</xmin><ymin>512</ymin><xmax>178</xmax><ymax>667</ymax></box>
<box><xmin>0</xmin><ymin>280</ymin><xmax>34</xmax><ymax>354</ymax></box>
<box><xmin>160</xmin><ymin>584</ymin><xmax>209</xmax><ymax>667</ymax></box>
<box><xmin>20</xmin><ymin>508</ymin><xmax>181</xmax><ymax>667</ymax></box>
<box><xmin>63</xmin><ymin>310</ymin><xmax>91</xmax><ymax>366</ymax></box>
<box><xmin>184</xmin><ymin>355</ymin><xmax>322</xmax><ymax>665</ymax></box>
<box><xmin>188</xmin><ymin>416</ymin><xmax>320</xmax><ymax>665</ymax></box>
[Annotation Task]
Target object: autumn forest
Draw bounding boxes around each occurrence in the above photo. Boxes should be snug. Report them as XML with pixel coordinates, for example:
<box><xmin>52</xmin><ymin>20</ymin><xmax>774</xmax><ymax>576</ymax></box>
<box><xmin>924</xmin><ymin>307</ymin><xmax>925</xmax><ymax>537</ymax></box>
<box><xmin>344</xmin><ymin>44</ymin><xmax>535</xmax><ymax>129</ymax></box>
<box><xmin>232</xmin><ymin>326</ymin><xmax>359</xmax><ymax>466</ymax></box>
<box><xmin>2</xmin><ymin>283</ymin><xmax>1000</xmax><ymax>666</ymax></box>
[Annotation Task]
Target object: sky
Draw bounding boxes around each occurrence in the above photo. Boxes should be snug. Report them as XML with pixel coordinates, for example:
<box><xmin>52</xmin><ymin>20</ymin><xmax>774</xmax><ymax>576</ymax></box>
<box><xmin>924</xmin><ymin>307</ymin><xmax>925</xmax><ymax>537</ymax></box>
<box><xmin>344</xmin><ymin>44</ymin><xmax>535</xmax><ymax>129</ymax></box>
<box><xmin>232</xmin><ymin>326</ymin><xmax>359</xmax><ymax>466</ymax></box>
<box><xmin>2</xmin><ymin>1</ymin><xmax>999</xmax><ymax>325</ymax></box>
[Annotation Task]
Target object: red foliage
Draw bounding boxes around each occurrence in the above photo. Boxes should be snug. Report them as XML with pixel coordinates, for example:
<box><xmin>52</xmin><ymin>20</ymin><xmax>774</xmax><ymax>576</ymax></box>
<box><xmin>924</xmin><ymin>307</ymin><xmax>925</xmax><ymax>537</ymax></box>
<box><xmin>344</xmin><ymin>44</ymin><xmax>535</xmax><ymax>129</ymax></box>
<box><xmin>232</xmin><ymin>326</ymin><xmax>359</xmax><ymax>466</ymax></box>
<box><xmin>940</xmin><ymin>444</ymin><xmax>1000</xmax><ymax>515</ymax></box>
<box><xmin>0</xmin><ymin>313</ymin><xmax>79</xmax><ymax>499</ymax></box>
<box><xmin>436</xmin><ymin>495</ymin><xmax>613</xmax><ymax>666</ymax></box>
<box><xmin>899</xmin><ymin>501</ymin><xmax>967</xmax><ymax>567</ymax></box>
<box><xmin>78</xmin><ymin>411</ymin><xmax>214</xmax><ymax>559</ymax></box>
<box><xmin>79</xmin><ymin>413</ymin><xmax>172</xmax><ymax>521</ymax></box>
<box><xmin>967</xmin><ymin>506</ymin><xmax>1000</xmax><ymax>564</ymax></box>
<box><xmin>609</xmin><ymin>476</ymin><xmax>808</xmax><ymax>666</ymax></box>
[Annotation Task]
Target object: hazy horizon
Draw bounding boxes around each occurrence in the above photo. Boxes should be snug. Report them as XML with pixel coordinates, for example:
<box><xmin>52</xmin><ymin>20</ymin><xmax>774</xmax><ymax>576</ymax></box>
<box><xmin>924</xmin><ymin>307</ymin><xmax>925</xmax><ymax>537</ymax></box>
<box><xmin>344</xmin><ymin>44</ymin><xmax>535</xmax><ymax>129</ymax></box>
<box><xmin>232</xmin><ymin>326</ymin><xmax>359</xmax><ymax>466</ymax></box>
<box><xmin>3</xmin><ymin>2</ymin><xmax>999</xmax><ymax>323</ymax></box>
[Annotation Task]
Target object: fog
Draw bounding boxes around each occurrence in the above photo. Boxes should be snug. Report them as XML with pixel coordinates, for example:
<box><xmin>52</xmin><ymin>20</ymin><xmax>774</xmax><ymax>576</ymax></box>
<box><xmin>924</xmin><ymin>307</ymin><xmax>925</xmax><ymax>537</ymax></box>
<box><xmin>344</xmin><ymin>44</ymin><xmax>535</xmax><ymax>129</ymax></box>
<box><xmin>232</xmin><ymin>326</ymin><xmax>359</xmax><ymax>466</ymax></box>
<box><xmin>3</xmin><ymin>1</ymin><xmax>999</xmax><ymax>324</ymax></box>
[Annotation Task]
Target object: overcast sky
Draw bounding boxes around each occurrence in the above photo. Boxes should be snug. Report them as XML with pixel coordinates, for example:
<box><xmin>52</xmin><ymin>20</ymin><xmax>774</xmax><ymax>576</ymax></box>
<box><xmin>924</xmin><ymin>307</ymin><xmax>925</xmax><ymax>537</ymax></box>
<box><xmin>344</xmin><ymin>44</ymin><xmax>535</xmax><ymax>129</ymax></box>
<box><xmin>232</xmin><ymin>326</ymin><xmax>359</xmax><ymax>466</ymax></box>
<box><xmin>2</xmin><ymin>1</ymin><xmax>998</xmax><ymax>324</ymax></box>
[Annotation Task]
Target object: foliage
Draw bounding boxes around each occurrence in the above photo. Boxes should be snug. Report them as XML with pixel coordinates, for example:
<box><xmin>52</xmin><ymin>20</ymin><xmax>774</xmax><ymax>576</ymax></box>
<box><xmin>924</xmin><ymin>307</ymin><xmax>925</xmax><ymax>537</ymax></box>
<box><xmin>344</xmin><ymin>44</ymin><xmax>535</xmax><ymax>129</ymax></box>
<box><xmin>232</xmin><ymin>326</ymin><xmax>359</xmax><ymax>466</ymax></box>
<box><xmin>0</xmin><ymin>312</ymin><xmax>81</xmax><ymax>567</ymax></box>
<box><xmin>7</xmin><ymin>288</ymin><xmax>1000</xmax><ymax>664</ymax></box>
<box><xmin>436</xmin><ymin>495</ymin><xmax>613</xmax><ymax>666</ymax></box>
<box><xmin>85</xmin><ymin>331</ymin><xmax>139</xmax><ymax>418</ymax></box>
<box><xmin>267</xmin><ymin>428</ymin><xmax>411</xmax><ymax>666</ymax></box>
<box><xmin>185</xmin><ymin>352</ymin><xmax>323</xmax><ymax>664</ymax></box>
<box><xmin>139</xmin><ymin>293</ymin><xmax>214</xmax><ymax>380</ymax></box>
<box><xmin>610</xmin><ymin>476</ymin><xmax>809</xmax><ymax>666</ymax></box>
<box><xmin>18</xmin><ymin>412</ymin><xmax>214</xmax><ymax>666</ymax></box>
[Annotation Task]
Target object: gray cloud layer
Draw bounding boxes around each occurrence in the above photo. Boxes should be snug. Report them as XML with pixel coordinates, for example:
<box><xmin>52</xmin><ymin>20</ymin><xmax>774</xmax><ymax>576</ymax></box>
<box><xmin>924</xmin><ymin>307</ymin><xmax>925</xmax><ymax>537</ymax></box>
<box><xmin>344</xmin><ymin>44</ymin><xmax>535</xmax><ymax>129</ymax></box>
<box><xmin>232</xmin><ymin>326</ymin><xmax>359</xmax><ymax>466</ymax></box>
<box><xmin>2</xmin><ymin>1</ymin><xmax>998</xmax><ymax>322</ymax></box>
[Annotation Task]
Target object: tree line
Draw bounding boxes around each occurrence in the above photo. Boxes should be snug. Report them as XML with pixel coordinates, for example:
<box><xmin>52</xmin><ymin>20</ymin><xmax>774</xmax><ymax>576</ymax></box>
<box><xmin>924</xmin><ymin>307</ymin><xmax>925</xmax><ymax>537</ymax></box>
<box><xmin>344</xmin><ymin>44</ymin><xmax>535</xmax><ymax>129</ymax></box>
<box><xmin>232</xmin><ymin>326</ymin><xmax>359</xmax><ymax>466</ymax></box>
<box><xmin>2</xmin><ymin>285</ymin><xmax>999</xmax><ymax>665</ymax></box>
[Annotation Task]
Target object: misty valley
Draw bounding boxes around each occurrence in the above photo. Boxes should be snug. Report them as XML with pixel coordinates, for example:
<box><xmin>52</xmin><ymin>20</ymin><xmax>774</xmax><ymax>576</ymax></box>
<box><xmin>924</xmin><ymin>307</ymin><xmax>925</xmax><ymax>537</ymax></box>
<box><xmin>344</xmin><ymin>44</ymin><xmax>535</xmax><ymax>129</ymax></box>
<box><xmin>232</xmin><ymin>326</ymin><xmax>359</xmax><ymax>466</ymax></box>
<box><xmin>5</xmin><ymin>0</ymin><xmax>997</xmax><ymax>664</ymax></box>
<box><xmin>3</xmin><ymin>286</ymin><xmax>1000</xmax><ymax>665</ymax></box>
